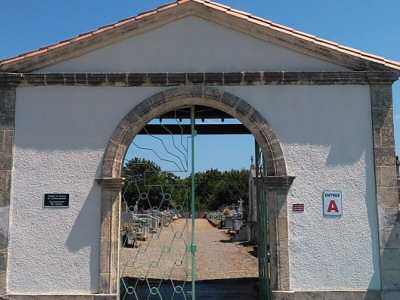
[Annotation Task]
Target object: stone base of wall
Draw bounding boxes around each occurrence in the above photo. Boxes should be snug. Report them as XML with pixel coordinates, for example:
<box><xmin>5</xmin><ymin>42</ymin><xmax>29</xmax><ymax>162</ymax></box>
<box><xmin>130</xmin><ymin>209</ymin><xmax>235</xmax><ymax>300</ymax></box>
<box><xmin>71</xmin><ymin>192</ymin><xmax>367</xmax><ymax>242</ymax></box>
<box><xmin>1</xmin><ymin>295</ymin><xmax>116</xmax><ymax>300</ymax></box>
<box><xmin>273</xmin><ymin>290</ymin><xmax>400</xmax><ymax>300</ymax></box>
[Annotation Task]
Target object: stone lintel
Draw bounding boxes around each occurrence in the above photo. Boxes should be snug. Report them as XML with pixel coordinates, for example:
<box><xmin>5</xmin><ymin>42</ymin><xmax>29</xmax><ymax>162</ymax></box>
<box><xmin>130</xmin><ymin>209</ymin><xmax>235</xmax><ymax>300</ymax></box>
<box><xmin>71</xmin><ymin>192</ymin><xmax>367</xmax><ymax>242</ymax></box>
<box><xmin>260</xmin><ymin>176</ymin><xmax>295</xmax><ymax>189</ymax></box>
<box><xmin>0</xmin><ymin>71</ymin><xmax>399</xmax><ymax>87</ymax></box>
<box><xmin>96</xmin><ymin>177</ymin><xmax>125</xmax><ymax>190</ymax></box>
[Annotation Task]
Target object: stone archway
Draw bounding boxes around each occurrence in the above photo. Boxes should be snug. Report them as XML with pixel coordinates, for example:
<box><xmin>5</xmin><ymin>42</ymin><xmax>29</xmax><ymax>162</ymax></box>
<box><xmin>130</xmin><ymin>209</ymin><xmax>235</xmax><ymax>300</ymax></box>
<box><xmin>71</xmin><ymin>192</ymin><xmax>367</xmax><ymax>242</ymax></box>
<box><xmin>96</xmin><ymin>86</ymin><xmax>294</xmax><ymax>296</ymax></box>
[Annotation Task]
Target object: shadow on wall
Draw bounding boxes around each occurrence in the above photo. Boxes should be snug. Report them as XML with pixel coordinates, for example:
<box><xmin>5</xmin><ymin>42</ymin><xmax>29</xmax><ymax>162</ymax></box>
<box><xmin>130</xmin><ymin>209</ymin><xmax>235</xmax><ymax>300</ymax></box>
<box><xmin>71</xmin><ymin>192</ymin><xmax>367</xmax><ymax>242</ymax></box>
<box><xmin>66</xmin><ymin>186</ymin><xmax>102</xmax><ymax>292</ymax></box>
<box><xmin>262</xmin><ymin>86</ymin><xmax>371</xmax><ymax>166</ymax></box>
<box><xmin>325</xmin><ymin>143</ymin><xmax>365</xmax><ymax>166</ymax></box>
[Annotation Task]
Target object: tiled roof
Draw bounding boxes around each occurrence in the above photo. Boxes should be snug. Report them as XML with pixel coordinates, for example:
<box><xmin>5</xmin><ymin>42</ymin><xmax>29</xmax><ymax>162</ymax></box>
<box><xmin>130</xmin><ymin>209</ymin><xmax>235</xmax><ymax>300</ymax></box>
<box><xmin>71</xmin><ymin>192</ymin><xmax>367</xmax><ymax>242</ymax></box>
<box><xmin>1</xmin><ymin>0</ymin><xmax>399</xmax><ymax>72</ymax></box>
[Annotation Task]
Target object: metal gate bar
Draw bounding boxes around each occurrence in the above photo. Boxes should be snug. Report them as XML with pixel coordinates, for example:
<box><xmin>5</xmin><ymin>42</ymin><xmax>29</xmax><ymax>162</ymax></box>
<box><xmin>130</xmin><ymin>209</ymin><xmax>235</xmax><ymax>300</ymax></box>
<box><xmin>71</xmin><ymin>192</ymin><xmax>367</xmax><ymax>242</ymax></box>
<box><xmin>119</xmin><ymin>107</ymin><xmax>195</xmax><ymax>300</ymax></box>
<box><xmin>190</xmin><ymin>106</ymin><xmax>197</xmax><ymax>300</ymax></box>
<box><xmin>255</xmin><ymin>141</ymin><xmax>272</xmax><ymax>300</ymax></box>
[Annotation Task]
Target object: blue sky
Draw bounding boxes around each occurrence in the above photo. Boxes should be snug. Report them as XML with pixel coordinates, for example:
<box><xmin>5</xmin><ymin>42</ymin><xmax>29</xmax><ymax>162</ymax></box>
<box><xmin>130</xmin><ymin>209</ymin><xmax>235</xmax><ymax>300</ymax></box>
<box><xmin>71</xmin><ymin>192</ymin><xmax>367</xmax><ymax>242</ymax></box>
<box><xmin>125</xmin><ymin>118</ymin><xmax>254</xmax><ymax>175</ymax></box>
<box><xmin>1</xmin><ymin>0</ymin><xmax>399</xmax><ymax>171</ymax></box>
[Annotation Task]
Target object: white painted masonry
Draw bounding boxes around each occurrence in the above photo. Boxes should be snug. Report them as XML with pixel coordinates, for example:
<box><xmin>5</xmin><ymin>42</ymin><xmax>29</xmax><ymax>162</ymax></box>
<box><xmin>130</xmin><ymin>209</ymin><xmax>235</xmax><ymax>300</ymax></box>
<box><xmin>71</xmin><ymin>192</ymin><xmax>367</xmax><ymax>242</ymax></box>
<box><xmin>9</xmin><ymin>87</ymin><xmax>164</xmax><ymax>293</ymax></box>
<box><xmin>9</xmin><ymin>84</ymin><xmax>379</xmax><ymax>293</ymax></box>
<box><xmin>39</xmin><ymin>16</ymin><xmax>348</xmax><ymax>73</ymax></box>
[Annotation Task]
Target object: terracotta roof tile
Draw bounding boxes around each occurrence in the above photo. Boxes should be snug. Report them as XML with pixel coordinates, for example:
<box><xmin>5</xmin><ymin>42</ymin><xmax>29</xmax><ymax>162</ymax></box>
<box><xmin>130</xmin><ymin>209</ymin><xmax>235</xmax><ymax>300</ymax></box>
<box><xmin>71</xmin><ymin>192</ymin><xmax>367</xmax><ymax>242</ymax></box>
<box><xmin>2</xmin><ymin>57</ymin><xmax>23</xmax><ymax>64</ymax></box>
<box><xmin>14</xmin><ymin>49</ymin><xmax>36</xmax><ymax>58</ymax></box>
<box><xmin>337</xmin><ymin>45</ymin><xmax>362</xmax><ymax>54</ymax></box>
<box><xmin>113</xmin><ymin>18</ymin><xmax>136</xmax><ymax>28</ymax></box>
<box><xmin>249</xmin><ymin>15</ymin><xmax>273</xmax><ymax>25</ymax></box>
<box><xmin>191</xmin><ymin>0</ymin><xmax>207</xmax><ymax>4</ymax></box>
<box><xmin>71</xmin><ymin>33</ymin><xmax>93</xmax><ymax>42</ymax></box>
<box><xmin>292</xmin><ymin>33</ymin><xmax>315</xmax><ymax>43</ymax></box>
<box><xmin>207</xmin><ymin>1</ymin><xmax>231</xmax><ymax>10</ymax></box>
<box><xmin>361</xmin><ymin>52</ymin><xmax>385</xmax><ymax>61</ymax></box>
<box><xmin>228</xmin><ymin>8</ymin><xmax>252</xmax><ymax>17</ymax></box>
<box><xmin>157</xmin><ymin>2</ymin><xmax>179</xmax><ymax>12</ymax></box>
<box><xmin>135</xmin><ymin>10</ymin><xmax>158</xmax><ymax>20</ymax></box>
<box><xmin>268</xmin><ymin>25</ymin><xmax>294</xmax><ymax>35</ymax></box>
<box><xmin>226</xmin><ymin>9</ymin><xmax>250</xmax><ymax>20</ymax></box>
<box><xmin>202</xmin><ymin>2</ymin><xmax>229</xmax><ymax>12</ymax></box>
<box><xmin>47</xmin><ymin>41</ymin><xmax>71</xmax><ymax>50</ymax></box>
<box><xmin>250</xmin><ymin>18</ymin><xmax>272</xmax><ymax>28</ymax></box>
<box><xmin>93</xmin><ymin>25</ymin><xmax>114</xmax><ymax>34</ymax></box>
<box><xmin>292</xmin><ymin>30</ymin><xmax>316</xmax><ymax>40</ymax></box>
<box><xmin>313</xmin><ymin>39</ymin><xmax>343</xmax><ymax>51</ymax></box>
<box><xmin>24</xmin><ymin>49</ymin><xmax>48</xmax><ymax>58</ymax></box>
<box><xmin>177</xmin><ymin>0</ymin><xmax>193</xmax><ymax>4</ymax></box>
<box><xmin>39</xmin><ymin>45</ymin><xmax>51</xmax><ymax>51</ymax></box>
<box><xmin>0</xmin><ymin>0</ymin><xmax>399</xmax><ymax>72</ymax></box>
<box><xmin>272</xmin><ymin>23</ymin><xmax>295</xmax><ymax>33</ymax></box>
<box><xmin>314</xmin><ymin>37</ymin><xmax>339</xmax><ymax>47</ymax></box>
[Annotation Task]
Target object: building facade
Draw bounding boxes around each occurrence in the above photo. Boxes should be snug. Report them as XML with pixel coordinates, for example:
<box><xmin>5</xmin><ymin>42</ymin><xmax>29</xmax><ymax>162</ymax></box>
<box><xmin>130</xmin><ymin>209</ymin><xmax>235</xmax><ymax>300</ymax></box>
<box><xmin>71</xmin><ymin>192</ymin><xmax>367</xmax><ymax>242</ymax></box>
<box><xmin>0</xmin><ymin>1</ymin><xmax>399</xmax><ymax>299</ymax></box>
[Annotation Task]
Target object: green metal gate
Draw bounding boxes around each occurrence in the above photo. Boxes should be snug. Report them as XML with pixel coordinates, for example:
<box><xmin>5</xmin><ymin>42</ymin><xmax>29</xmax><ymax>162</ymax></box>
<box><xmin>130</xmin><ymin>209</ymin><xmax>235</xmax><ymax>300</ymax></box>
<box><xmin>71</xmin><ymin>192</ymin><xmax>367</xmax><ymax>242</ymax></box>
<box><xmin>119</xmin><ymin>107</ymin><xmax>196</xmax><ymax>300</ymax></box>
<box><xmin>255</xmin><ymin>142</ymin><xmax>272</xmax><ymax>300</ymax></box>
<box><xmin>119</xmin><ymin>107</ymin><xmax>271</xmax><ymax>300</ymax></box>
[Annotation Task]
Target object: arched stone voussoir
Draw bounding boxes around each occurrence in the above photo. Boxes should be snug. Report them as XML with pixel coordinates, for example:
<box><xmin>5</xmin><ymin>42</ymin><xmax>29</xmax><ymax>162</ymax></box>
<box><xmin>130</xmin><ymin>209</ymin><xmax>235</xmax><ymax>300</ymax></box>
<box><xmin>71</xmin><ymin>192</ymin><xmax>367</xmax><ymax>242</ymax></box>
<box><xmin>163</xmin><ymin>85</ymin><xmax>204</xmax><ymax>100</ymax></box>
<box><xmin>101</xmin><ymin>85</ymin><xmax>287</xmax><ymax>178</ymax></box>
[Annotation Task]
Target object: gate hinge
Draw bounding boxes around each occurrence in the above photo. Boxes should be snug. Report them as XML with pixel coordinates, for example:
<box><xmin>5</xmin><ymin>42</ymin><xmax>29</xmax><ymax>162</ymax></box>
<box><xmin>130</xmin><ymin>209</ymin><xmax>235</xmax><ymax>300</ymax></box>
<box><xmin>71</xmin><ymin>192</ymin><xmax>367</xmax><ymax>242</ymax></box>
<box><xmin>192</xmin><ymin>129</ymin><xmax>197</xmax><ymax>137</ymax></box>
<box><xmin>187</xmin><ymin>243</ymin><xmax>197</xmax><ymax>254</ymax></box>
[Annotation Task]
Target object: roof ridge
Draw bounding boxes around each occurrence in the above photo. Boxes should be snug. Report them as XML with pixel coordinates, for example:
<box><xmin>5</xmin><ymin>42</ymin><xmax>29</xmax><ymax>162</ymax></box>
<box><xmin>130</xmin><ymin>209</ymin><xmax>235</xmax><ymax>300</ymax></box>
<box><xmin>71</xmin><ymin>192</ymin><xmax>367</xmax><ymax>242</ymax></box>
<box><xmin>0</xmin><ymin>0</ymin><xmax>399</xmax><ymax>72</ymax></box>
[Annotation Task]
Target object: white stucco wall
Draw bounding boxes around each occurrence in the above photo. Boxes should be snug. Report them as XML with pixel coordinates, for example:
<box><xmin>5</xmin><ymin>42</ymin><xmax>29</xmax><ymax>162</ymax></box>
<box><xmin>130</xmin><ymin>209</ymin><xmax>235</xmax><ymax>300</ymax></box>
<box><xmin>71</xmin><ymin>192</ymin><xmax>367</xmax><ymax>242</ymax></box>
<box><xmin>9</xmin><ymin>87</ymin><xmax>163</xmax><ymax>294</ymax></box>
<box><xmin>39</xmin><ymin>16</ymin><xmax>348</xmax><ymax>73</ymax></box>
<box><xmin>9</xmin><ymin>84</ymin><xmax>379</xmax><ymax>293</ymax></box>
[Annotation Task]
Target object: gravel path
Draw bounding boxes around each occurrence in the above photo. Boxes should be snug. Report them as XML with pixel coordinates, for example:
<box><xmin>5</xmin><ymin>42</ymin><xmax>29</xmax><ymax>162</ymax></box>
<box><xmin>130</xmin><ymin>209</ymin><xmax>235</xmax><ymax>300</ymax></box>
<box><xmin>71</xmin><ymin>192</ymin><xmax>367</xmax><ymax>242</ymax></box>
<box><xmin>121</xmin><ymin>218</ymin><xmax>258</xmax><ymax>281</ymax></box>
<box><xmin>195</xmin><ymin>219</ymin><xmax>258</xmax><ymax>280</ymax></box>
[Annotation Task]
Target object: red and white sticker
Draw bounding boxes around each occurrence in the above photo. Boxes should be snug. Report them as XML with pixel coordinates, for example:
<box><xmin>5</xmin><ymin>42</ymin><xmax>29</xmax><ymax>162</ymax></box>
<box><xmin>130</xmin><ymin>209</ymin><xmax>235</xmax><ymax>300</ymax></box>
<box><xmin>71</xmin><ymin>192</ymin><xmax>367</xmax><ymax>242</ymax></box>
<box><xmin>323</xmin><ymin>191</ymin><xmax>342</xmax><ymax>216</ymax></box>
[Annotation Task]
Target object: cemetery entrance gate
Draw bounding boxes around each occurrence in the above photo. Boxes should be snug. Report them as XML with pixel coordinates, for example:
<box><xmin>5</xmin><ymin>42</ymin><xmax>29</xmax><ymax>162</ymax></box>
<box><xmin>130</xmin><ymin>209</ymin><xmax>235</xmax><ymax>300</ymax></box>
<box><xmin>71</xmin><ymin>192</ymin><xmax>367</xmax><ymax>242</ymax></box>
<box><xmin>118</xmin><ymin>105</ymin><xmax>272</xmax><ymax>300</ymax></box>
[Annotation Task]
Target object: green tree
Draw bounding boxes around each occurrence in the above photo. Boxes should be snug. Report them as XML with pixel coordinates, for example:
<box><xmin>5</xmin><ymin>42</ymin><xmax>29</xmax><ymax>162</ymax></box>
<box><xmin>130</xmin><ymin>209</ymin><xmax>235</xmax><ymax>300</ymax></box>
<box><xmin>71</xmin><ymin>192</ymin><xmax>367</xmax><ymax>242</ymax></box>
<box><xmin>193</xmin><ymin>168</ymin><xmax>249</xmax><ymax>211</ymax></box>
<box><xmin>122</xmin><ymin>157</ymin><xmax>185</xmax><ymax>210</ymax></box>
<box><xmin>209</xmin><ymin>169</ymin><xmax>249</xmax><ymax>210</ymax></box>
<box><xmin>122</xmin><ymin>157</ymin><xmax>249</xmax><ymax>212</ymax></box>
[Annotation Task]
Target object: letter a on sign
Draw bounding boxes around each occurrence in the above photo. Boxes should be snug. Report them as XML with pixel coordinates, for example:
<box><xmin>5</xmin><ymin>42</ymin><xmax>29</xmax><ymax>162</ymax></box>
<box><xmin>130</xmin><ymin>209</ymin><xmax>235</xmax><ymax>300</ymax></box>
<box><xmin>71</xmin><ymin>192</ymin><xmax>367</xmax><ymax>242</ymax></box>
<box><xmin>323</xmin><ymin>190</ymin><xmax>342</xmax><ymax>216</ymax></box>
<box><xmin>327</xmin><ymin>200</ymin><xmax>339</xmax><ymax>213</ymax></box>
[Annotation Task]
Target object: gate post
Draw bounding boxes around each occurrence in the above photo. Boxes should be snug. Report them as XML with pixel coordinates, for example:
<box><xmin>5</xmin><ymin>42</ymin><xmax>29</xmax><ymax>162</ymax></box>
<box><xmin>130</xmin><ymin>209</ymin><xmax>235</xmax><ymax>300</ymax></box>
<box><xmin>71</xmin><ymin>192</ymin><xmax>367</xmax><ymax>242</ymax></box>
<box><xmin>261</xmin><ymin>176</ymin><xmax>295</xmax><ymax>292</ymax></box>
<box><xmin>96</xmin><ymin>177</ymin><xmax>124</xmax><ymax>295</ymax></box>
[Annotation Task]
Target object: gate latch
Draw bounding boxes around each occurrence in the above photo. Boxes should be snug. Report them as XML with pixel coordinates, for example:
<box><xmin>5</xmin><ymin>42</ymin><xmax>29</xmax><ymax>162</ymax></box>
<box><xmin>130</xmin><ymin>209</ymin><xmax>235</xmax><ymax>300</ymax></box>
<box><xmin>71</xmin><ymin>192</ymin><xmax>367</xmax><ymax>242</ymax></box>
<box><xmin>187</xmin><ymin>243</ymin><xmax>197</xmax><ymax>254</ymax></box>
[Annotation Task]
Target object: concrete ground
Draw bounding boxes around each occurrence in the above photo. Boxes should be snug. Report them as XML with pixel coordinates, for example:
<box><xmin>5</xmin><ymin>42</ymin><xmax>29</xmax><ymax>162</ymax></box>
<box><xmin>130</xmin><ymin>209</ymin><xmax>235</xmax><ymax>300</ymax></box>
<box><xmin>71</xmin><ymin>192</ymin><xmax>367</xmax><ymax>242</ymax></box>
<box><xmin>120</xmin><ymin>218</ymin><xmax>259</xmax><ymax>299</ymax></box>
